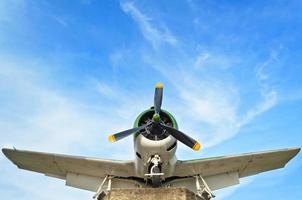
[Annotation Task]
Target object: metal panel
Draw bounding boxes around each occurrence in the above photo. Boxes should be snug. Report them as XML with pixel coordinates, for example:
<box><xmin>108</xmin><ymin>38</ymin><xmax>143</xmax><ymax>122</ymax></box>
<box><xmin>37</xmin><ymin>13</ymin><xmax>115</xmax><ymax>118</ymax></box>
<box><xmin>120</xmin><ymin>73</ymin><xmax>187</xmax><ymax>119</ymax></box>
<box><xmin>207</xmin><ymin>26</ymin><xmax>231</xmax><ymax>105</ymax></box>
<box><xmin>66</xmin><ymin>173</ymin><xmax>102</xmax><ymax>192</ymax></box>
<box><xmin>205</xmin><ymin>172</ymin><xmax>239</xmax><ymax>190</ymax></box>
<box><xmin>66</xmin><ymin>173</ymin><xmax>141</xmax><ymax>192</ymax></box>
<box><xmin>167</xmin><ymin>172</ymin><xmax>239</xmax><ymax>192</ymax></box>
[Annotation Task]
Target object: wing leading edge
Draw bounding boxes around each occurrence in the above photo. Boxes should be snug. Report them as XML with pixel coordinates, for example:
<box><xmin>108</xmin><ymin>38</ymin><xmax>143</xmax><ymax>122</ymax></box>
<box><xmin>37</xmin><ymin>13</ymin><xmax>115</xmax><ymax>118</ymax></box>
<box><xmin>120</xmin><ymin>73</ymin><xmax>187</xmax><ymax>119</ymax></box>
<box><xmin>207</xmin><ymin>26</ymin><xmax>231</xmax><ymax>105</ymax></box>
<box><xmin>2</xmin><ymin>148</ymin><xmax>136</xmax><ymax>179</ymax></box>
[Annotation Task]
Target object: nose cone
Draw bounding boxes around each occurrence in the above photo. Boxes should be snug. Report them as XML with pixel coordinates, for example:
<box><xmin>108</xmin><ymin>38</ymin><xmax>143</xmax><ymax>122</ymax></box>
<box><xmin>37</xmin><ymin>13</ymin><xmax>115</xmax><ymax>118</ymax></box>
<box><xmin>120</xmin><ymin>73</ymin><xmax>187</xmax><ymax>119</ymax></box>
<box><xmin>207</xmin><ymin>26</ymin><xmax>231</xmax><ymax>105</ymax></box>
<box><xmin>152</xmin><ymin>113</ymin><xmax>161</xmax><ymax>122</ymax></box>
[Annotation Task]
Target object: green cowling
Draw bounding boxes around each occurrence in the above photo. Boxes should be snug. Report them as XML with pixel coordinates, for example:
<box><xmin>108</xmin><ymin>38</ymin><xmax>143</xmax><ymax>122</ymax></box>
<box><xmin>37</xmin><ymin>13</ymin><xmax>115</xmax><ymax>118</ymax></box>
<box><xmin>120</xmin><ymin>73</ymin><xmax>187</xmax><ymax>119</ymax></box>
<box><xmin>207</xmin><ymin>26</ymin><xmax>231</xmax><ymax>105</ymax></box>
<box><xmin>133</xmin><ymin>108</ymin><xmax>178</xmax><ymax>138</ymax></box>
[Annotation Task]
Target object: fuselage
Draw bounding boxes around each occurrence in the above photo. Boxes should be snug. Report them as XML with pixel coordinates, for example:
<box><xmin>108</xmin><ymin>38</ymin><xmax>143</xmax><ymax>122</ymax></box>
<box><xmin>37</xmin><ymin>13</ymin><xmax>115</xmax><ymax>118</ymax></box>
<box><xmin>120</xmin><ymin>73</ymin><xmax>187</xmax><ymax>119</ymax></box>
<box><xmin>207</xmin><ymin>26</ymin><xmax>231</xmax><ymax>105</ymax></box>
<box><xmin>133</xmin><ymin>108</ymin><xmax>179</xmax><ymax>180</ymax></box>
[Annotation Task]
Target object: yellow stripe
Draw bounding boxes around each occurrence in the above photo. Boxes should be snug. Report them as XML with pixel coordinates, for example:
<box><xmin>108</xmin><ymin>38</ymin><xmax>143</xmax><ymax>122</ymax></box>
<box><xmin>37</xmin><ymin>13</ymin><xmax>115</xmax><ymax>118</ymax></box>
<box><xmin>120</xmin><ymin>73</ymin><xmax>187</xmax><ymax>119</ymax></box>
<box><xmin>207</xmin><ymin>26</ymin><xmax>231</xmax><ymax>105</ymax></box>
<box><xmin>192</xmin><ymin>142</ymin><xmax>201</xmax><ymax>151</ymax></box>
<box><xmin>108</xmin><ymin>135</ymin><xmax>116</xmax><ymax>142</ymax></box>
<box><xmin>155</xmin><ymin>82</ymin><xmax>164</xmax><ymax>89</ymax></box>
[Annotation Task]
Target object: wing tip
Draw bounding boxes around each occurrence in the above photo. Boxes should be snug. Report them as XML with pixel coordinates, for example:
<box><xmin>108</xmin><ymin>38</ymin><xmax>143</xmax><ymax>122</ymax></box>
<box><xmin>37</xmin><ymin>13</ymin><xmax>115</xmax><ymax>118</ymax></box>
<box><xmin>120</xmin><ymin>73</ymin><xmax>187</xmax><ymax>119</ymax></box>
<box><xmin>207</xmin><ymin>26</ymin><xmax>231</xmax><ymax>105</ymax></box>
<box><xmin>2</xmin><ymin>148</ymin><xmax>11</xmax><ymax>156</ymax></box>
<box><xmin>2</xmin><ymin>148</ymin><xmax>16</xmax><ymax>160</ymax></box>
<box><xmin>289</xmin><ymin>147</ymin><xmax>300</xmax><ymax>157</ymax></box>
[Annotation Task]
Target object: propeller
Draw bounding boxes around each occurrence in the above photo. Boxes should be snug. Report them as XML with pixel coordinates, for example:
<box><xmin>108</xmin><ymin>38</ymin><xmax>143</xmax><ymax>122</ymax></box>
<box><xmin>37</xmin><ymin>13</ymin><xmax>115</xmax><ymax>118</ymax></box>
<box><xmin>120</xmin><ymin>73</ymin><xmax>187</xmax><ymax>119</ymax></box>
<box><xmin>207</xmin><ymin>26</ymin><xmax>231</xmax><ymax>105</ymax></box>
<box><xmin>161</xmin><ymin>124</ymin><xmax>201</xmax><ymax>151</ymax></box>
<box><xmin>108</xmin><ymin>83</ymin><xmax>201</xmax><ymax>151</ymax></box>
<box><xmin>108</xmin><ymin>122</ymin><xmax>151</xmax><ymax>142</ymax></box>
<box><xmin>154</xmin><ymin>83</ymin><xmax>163</xmax><ymax>115</ymax></box>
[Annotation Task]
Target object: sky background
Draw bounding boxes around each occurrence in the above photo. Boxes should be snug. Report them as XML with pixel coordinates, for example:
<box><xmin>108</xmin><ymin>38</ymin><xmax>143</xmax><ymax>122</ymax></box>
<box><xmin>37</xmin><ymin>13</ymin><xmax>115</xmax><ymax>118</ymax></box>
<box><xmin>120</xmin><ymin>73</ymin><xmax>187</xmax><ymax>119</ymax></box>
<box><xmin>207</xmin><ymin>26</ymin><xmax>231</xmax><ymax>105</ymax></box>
<box><xmin>0</xmin><ymin>0</ymin><xmax>302</xmax><ymax>199</ymax></box>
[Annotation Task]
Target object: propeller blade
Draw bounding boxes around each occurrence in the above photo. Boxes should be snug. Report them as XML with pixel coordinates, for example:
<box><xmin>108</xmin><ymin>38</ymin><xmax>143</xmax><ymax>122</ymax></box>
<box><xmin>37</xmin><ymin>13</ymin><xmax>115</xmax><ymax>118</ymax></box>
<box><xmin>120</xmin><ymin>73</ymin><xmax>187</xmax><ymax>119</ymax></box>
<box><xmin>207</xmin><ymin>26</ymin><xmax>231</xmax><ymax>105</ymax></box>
<box><xmin>108</xmin><ymin>123</ymin><xmax>151</xmax><ymax>142</ymax></box>
<box><xmin>154</xmin><ymin>83</ymin><xmax>163</xmax><ymax>114</ymax></box>
<box><xmin>161</xmin><ymin>124</ymin><xmax>201</xmax><ymax>151</ymax></box>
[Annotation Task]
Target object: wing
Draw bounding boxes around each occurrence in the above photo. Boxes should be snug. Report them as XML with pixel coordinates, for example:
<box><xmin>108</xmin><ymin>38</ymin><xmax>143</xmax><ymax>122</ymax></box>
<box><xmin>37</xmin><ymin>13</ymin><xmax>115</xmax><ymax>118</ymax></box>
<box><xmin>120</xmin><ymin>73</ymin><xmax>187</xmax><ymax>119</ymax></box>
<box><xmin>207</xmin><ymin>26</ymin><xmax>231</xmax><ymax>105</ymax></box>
<box><xmin>2</xmin><ymin>148</ymin><xmax>136</xmax><ymax>191</ymax></box>
<box><xmin>173</xmin><ymin>148</ymin><xmax>300</xmax><ymax>190</ymax></box>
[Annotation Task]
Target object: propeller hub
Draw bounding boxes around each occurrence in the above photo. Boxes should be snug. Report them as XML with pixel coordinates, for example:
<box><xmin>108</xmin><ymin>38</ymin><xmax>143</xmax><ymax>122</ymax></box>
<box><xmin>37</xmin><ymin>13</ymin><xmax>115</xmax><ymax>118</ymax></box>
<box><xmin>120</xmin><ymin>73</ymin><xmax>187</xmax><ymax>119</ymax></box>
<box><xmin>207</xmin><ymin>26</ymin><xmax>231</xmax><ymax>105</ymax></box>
<box><xmin>152</xmin><ymin>113</ymin><xmax>161</xmax><ymax>122</ymax></box>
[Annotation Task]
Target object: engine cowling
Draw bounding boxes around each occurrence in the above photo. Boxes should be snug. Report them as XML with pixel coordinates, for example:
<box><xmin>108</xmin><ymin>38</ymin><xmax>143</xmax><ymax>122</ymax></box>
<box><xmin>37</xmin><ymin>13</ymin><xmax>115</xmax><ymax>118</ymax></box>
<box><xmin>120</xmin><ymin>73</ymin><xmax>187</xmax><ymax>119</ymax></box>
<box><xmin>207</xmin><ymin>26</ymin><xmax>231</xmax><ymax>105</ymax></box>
<box><xmin>133</xmin><ymin>108</ymin><xmax>178</xmax><ymax>141</ymax></box>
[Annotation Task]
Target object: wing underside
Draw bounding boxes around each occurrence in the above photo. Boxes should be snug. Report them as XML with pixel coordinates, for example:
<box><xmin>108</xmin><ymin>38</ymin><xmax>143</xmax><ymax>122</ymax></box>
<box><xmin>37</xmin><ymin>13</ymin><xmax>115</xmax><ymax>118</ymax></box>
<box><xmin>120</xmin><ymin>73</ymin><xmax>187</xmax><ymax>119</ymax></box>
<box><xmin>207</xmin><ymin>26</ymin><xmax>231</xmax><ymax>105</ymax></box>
<box><xmin>3</xmin><ymin>147</ymin><xmax>300</xmax><ymax>192</ymax></box>
<box><xmin>172</xmin><ymin>148</ymin><xmax>300</xmax><ymax>190</ymax></box>
<box><xmin>2</xmin><ymin>148</ymin><xmax>137</xmax><ymax>191</ymax></box>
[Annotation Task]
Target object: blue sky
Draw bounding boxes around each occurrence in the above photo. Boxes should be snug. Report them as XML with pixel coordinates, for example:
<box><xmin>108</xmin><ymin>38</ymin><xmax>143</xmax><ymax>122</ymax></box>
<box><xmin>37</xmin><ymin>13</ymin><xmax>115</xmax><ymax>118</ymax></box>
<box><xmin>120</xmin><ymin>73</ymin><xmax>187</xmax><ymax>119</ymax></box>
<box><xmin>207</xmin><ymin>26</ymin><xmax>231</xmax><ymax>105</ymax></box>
<box><xmin>0</xmin><ymin>0</ymin><xmax>301</xmax><ymax>199</ymax></box>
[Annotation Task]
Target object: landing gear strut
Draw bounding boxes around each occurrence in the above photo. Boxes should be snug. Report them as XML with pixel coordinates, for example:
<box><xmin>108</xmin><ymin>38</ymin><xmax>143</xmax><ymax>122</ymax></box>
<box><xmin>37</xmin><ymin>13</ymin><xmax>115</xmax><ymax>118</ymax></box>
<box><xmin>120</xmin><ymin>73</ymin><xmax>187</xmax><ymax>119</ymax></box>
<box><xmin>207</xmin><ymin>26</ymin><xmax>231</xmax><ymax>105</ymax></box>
<box><xmin>195</xmin><ymin>175</ymin><xmax>215</xmax><ymax>200</ymax></box>
<box><xmin>145</xmin><ymin>155</ymin><xmax>164</xmax><ymax>187</ymax></box>
<box><xmin>151</xmin><ymin>165</ymin><xmax>161</xmax><ymax>187</ymax></box>
<box><xmin>93</xmin><ymin>175</ymin><xmax>112</xmax><ymax>200</ymax></box>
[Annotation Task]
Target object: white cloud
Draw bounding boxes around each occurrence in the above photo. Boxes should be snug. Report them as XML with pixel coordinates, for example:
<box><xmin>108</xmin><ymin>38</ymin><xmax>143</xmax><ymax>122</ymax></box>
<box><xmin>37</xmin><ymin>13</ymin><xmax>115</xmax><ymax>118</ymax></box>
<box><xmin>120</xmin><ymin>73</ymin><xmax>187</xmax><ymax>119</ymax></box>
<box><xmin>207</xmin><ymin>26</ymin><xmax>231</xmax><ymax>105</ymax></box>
<box><xmin>255</xmin><ymin>51</ymin><xmax>277</xmax><ymax>82</ymax></box>
<box><xmin>193</xmin><ymin>51</ymin><xmax>240</xmax><ymax>70</ymax></box>
<box><xmin>1</xmin><ymin>65</ymin><xmax>94</xmax><ymax>152</ymax></box>
<box><xmin>50</xmin><ymin>15</ymin><xmax>68</xmax><ymax>27</ymax></box>
<box><xmin>121</xmin><ymin>1</ymin><xmax>178</xmax><ymax>49</ymax></box>
<box><xmin>96</xmin><ymin>81</ymin><xmax>119</xmax><ymax>99</ymax></box>
<box><xmin>0</xmin><ymin>56</ymin><xmax>143</xmax><ymax>199</ymax></box>
<box><xmin>239</xmin><ymin>90</ymin><xmax>277</xmax><ymax>127</ymax></box>
<box><xmin>239</xmin><ymin>50</ymin><xmax>279</xmax><ymax>126</ymax></box>
<box><xmin>194</xmin><ymin>53</ymin><xmax>210</xmax><ymax>69</ymax></box>
<box><xmin>0</xmin><ymin>56</ymin><xmax>142</xmax><ymax>156</ymax></box>
<box><xmin>144</xmin><ymin>51</ymin><xmax>278</xmax><ymax>149</ymax></box>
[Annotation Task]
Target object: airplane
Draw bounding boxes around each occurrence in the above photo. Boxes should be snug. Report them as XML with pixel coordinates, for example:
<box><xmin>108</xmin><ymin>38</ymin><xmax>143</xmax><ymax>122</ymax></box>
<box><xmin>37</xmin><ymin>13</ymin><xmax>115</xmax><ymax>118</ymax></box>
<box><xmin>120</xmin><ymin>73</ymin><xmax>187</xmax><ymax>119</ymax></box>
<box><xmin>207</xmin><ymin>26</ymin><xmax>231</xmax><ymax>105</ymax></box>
<box><xmin>2</xmin><ymin>83</ymin><xmax>300</xmax><ymax>200</ymax></box>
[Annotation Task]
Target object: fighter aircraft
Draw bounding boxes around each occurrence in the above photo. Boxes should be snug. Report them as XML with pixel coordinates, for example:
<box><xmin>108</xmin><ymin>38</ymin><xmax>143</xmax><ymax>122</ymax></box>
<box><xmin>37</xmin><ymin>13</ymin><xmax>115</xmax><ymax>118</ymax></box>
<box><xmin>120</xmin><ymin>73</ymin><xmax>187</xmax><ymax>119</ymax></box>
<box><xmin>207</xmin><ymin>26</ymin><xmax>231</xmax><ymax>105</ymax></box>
<box><xmin>2</xmin><ymin>83</ymin><xmax>300</xmax><ymax>200</ymax></box>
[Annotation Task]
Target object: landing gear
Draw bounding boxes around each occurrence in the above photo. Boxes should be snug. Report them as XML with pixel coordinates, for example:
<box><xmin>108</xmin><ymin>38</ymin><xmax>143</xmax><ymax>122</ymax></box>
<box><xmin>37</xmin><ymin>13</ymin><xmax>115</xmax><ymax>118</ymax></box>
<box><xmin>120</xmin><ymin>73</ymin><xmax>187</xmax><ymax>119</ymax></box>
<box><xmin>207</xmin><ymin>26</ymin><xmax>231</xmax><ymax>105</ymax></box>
<box><xmin>195</xmin><ymin>175</ymin><xmax>215</xmax><ymax>200</ymax></box>
<box><xmin>93</xmin><ymin>175</ymin><xmax>112</xmax><ymax>200</ymax></box>
<box><xmin>151</xmin><ymin>165</ymin><xmax>161</xmax><ymax>187</ymax></box>
<box><xmin>96</xmin><ymin>191</ymin><xmax>106</xmax><ymax>200</ymax></box>
<box><xmin>145</xmin><ymin>155</ymin><xmax>164</xmax><ymax>187</ymax></box>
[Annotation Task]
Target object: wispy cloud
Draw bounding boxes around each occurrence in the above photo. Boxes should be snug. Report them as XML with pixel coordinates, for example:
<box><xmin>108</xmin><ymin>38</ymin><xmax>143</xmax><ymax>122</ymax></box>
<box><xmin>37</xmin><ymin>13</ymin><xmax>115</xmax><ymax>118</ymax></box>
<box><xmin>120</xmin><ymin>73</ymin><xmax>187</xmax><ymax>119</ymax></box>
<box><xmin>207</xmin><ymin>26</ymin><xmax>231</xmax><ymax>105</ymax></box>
<box><xmin>142</xmin><ymin>50</ymin><xmax>278</xmax><ymax>150</ymax></box>
<box><xmin>49</xmin><ymin>15</ymin><xmax>68</xmax><ymax>27</ymax></box>
<box><xmin>121</xmin><ymin>1</ymin><xmax>178</xmax><ymax>49</ymax></box>
<box><xmin>0</xmin><ymin>56</ymin><xmax>144</xmax><ymax>199</ymax></box>
<box><xmin>96</xmin><ymin>81</ymin><xmax>119</xmax><ymax>99</ymax></box>
<box><xmin>193</xmin><ymin>51</ymin><xmax>239</xmax><ymax>70</ymax></box>
<box><xmin>122</xmin><ymin>0</ymin><xmax>281</xmax><ymax>150</ymax></box>
<box><xmin>238</xmin><ymin>50</ymin><xmax>280</xmax><ymax>126</ymax></box>
<box><xmin>194</xmin><ymin>52</ymin><xmax>210</xmax><ymax>69</ymax></box>
<box><xmin>120</xmin><ymin>1</ymin><xmax>279</xmax><ymax>149</ymax></box>
<box><xmin>1</xmin><ymin>62</ymin><xmax>94</xmax><ymax>152</ymax></box>
<box><xmin>0</xmin><ymin>56</ymin><xmax>142</xmax><ymax>157</ymax></box>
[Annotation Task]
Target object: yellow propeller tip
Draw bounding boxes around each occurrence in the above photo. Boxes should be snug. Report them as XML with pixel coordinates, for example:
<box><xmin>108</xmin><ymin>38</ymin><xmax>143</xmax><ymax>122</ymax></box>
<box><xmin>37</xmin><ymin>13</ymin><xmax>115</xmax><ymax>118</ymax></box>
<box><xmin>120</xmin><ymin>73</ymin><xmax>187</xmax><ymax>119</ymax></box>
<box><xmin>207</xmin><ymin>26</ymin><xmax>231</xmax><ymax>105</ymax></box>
<box><xmin>192</xmin><ymin>142</ymin><xmax>201</xmax><ymax>151</ymax></box>
<box><xmin>108</xmin><ymin>135</ymin><xmax>116</xmax><ymax>142</ymax></box>
<box><xmin>155</xmin><ymin>82</ymin><xmax>164</xmax><ymax>89</ymax></box>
